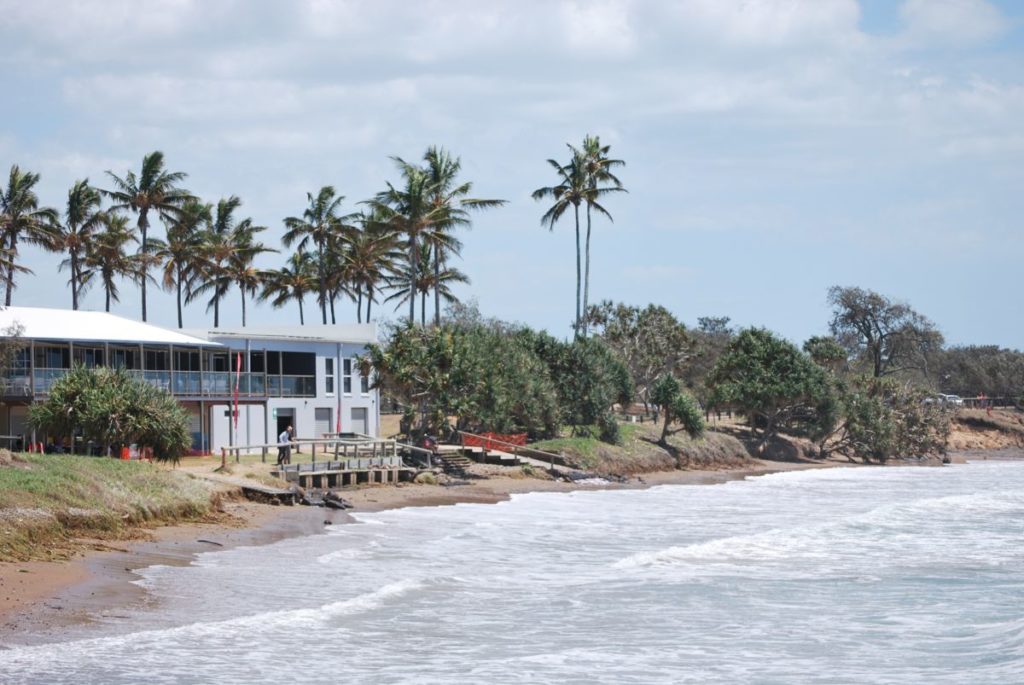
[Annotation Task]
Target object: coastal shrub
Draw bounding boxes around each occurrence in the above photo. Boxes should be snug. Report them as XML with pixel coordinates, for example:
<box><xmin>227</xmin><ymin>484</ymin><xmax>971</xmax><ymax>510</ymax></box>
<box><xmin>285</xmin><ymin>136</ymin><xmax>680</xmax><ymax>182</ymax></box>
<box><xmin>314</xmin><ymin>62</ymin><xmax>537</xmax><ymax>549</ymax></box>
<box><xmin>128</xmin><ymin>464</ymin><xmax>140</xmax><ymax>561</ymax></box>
<box><xmin>708</xmin><ymin>328</ymin><xmax>829</xmax><ymax>452</ymax></box>
<box><xmin>28</xmin><ymin>365</ymin><xmax>192</xmax><ymax>462</ymax></box>
<box><xmin>650</xmin><ymin>374</ymin><xmax>704</xmax><ymax>444</ymax></box>
<box><xmin>814</xmin><ymin>375</ymin><xmax>951</xmax><ymax>463</ymax></box>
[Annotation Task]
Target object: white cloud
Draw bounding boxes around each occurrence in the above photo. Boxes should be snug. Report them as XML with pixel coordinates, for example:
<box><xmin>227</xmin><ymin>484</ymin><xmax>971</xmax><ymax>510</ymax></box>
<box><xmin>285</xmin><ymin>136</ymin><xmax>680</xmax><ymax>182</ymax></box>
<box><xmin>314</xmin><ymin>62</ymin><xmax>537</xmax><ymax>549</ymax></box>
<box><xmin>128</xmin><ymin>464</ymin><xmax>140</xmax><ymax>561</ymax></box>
<box><xmin>900</xmin><ymin>0</ymin><xmax>1007</xmax><ymax>47</ymax></box>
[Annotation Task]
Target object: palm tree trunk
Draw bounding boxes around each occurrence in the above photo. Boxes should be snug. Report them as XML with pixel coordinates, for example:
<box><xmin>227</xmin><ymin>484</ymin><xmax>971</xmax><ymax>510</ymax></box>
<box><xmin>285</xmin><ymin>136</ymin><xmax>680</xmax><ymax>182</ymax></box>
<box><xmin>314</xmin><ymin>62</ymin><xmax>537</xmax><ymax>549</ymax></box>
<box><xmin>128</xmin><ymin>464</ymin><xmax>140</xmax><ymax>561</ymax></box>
<box><xmin>317</xmin><ymin>240</ymin><xmax>327</xmax><ymax>325</ymax></box>
<box><xmin>241</xmin><ymin>289</ymin><xmax>247</xmax><ymax>327</ymax></box>
<box><xmin>71</xmin><ymin>253</ymin><xmax>79</xmax><ymax>310</ymax></box>
<box><xmin>214</xmin><ymin>295</ymin><xmax>220</xmax><ymax>328</ymax></box>
<box><xmin>329</xmin><ymin>292</ymin><xmax>336</xmax><ymax>324</ymax></box>
<box><xmin>139</xmin><ymin>211</ymin><xmax>149</xmax><ymax>322</ymax></box>
<box><xmin>433</xmin><ymin>245</ymin><xmax>441</xmax><ymax>327</ymax></box>
<box><xmin>366</xmin><ymin>287</ymin><xmax>373</xmax><ymax>322</ymax></box>
<box><xmin>573</xmin><ymin>204</ymin><xmax>581</xmax><ymax>338</ymax></box>
<box><xmin>356</xmin><ymin>285</ymin><xmax>363</xmax><ymax>324</ymax></box>
<box><xmin>5</xmin><ymin>233</ymin><xmax>17</xmax><ymax>307</ymax></box>
<box><xmin>583</xmin><ymin>203</ymin><xmax>592</xmax><ymax>337</ymax></box>
<box><xmin>408</xmin><ymin>234</ymin><xmax>417</xmax><ymax>325</ymax></box>
<box><xmin>421</xmin><ymin>289</ymin><xmax>426</xmax><ymax>326</ymax></box>
<box><xmin>298</xmin><ymin>297</ymin><xmax>304</xmax><ymax>325</ymax></box>
<box><xmin>176</xmin><ymin>275</ymin><xmax>183</xmax><ymax>328</ymax></box>
<box><xmin>105</xmin><ymin>281</ymin><xmax>111</xmax><ymax>312</ymax></box>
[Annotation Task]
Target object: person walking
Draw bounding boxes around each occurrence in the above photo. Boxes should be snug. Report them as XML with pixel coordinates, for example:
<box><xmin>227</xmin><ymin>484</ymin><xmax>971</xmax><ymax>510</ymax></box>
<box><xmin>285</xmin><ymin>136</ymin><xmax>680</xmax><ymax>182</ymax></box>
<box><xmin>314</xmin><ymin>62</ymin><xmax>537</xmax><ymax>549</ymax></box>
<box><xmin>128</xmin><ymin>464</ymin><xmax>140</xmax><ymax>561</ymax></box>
<box><xmin>277</xmin><ymin>424</ymin><xmax>293</xmax><ymax>465</ymax></box>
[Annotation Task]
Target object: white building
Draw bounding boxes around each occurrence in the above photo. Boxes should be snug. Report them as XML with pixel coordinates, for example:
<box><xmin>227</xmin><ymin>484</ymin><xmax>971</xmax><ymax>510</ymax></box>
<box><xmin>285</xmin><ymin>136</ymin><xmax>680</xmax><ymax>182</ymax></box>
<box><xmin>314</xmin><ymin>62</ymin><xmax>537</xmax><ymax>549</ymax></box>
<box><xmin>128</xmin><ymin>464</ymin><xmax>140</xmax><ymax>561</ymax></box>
<box><xmin>0</xmin><ymin>307</ymin><xmax>379</xmax><ymax>453</ymax></box>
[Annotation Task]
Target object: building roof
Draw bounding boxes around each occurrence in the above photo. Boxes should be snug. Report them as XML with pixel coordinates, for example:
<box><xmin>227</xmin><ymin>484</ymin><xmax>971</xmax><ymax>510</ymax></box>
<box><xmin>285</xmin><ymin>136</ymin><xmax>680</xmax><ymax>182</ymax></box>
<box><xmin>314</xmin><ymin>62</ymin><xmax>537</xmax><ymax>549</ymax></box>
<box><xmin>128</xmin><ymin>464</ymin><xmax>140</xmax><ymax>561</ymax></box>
<box><xmin>0</xmin><ymin>307</ymin><xmax>221</xmax><ymax>347</ymax></box>
<box><xmin>185</xmin><ymin>324</ymin><xmax>377</xmax><ymax>345</ymax></box>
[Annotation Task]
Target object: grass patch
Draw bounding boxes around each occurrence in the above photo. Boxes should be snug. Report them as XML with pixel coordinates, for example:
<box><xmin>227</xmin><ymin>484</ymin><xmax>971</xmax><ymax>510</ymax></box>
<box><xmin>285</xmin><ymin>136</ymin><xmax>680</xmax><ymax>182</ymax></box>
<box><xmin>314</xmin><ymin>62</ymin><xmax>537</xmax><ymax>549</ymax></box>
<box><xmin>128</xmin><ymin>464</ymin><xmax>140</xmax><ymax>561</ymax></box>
<box><xmin>0</xmin><ymin>453</ymin><xmax>220</xmax><ymax>561</ymax></box>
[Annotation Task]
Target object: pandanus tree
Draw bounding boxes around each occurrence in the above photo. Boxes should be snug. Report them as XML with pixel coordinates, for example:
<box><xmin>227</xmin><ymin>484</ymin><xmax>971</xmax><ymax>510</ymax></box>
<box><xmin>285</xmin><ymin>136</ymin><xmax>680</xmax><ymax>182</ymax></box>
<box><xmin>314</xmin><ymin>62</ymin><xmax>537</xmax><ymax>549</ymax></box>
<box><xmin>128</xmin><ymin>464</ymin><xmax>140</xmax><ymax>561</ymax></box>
<box><xmin>365</xmin><ymin>160</ymin><xmax>447</xmax><ymax>326</ymax></box>
<box><xmin>84</xmin><ymin>213</ymin><xmax>143</xmax><ymax>312</ymax></box>
<box><xmin>532</xmin><ymin>151</ymin><xmax>587</xmax><ymax>337</ymax></box>
<box><xmin>282</xmin><ymin>187</ymin><xmax>353</xmax><ymax>325</ymax></box>
<box><xmin>103</xmin><ymin>151</ymin><xmax>191</xmax><ymax>321</ymax></box>
<box><xmin>259</xmin><ymin>250</ymin><xmax>317</xmax><ymax>325</ymax></box>
<box><xmin>422</xmin><ymin>146</ymin><xmax>506</xmax><ymax>326</ymax></box>
<box><xmin>0</xmin><ymin>165</ymin><xmax>59</xmax><ymax>306</ymax></box>
<box><xmin>56</xmin><ymin>180</ymin><xmax>105</xmax><ymax>310</ymax></box>
<box><xmin>151</xmin><ymin>198</ymin><xmax>211</xmax><ymax>328</ymax></box>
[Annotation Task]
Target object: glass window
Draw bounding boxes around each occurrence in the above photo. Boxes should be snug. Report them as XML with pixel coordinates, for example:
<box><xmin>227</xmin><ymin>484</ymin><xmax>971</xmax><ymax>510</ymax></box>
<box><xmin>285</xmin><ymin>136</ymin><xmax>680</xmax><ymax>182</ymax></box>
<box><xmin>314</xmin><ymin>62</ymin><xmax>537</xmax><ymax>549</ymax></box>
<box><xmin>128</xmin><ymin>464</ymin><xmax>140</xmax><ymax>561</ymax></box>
<box><xmin>360</xmin><ymin>372</ymin><xmax>369</xmax><ymax>394</ymax></box>
<box><xmin>325</xmin><ymin>358</ymin><xmax>335</xmax><ymax>395</ymax></box>
<box><xmin>343</xmin><ymin>358</ymin><xmax>352</xmax><ymax>394</ymax></box>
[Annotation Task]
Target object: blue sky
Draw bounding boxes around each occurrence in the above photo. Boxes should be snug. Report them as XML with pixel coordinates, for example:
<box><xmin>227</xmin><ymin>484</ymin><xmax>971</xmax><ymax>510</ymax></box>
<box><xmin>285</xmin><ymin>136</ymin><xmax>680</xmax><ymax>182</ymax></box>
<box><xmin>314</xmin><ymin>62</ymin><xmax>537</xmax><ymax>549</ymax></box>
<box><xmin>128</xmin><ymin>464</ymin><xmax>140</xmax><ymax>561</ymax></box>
<box><xmin>1</xmin><ymin>0</ymin><xmax>1021</xmax><ymax>347</ymax></box>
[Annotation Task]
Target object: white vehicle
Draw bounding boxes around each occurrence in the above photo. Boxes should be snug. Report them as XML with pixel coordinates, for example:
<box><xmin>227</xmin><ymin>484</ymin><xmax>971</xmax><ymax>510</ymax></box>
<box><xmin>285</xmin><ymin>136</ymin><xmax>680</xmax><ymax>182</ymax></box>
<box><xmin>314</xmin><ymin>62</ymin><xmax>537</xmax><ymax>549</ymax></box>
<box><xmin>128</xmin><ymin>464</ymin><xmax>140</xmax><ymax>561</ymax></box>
<box><xmin>937</xmin><ymin>393</ymin><xmax>964</xmax><ymax>406</ymax></box>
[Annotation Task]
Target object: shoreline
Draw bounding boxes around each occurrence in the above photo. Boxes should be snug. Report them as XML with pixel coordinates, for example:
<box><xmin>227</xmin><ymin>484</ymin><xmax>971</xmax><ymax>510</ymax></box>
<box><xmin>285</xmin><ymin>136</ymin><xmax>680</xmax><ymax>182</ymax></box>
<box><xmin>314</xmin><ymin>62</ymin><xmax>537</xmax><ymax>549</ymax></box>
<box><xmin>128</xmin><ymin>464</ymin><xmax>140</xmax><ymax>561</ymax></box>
<box><xmin>0</xmin><ymin>453</ymin><xmax>997</xmax><ymax>646</ymax></box>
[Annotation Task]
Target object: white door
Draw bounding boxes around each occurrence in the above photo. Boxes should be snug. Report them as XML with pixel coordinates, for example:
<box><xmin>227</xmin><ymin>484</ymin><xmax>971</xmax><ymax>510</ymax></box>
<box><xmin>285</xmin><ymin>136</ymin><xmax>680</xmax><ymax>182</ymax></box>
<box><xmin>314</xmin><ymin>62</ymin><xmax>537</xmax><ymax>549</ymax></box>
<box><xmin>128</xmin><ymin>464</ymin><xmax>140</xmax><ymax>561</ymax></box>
<box><xmin>350</xmin><ymin>407</ymin><xmax>367</xmax><ymax>435</ymax></box>
<box><xmin>315</xmin><ymin>408</ymin><xmax>332</xmax><ymax>438</ymax></box>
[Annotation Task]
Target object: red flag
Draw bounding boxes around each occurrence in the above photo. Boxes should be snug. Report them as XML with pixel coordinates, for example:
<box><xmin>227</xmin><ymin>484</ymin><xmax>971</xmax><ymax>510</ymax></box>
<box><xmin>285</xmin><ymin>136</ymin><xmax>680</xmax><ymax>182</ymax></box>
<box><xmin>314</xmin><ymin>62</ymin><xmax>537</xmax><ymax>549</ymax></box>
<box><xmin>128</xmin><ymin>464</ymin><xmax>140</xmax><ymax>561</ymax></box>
<box><xmin>233</xmin><ymin>352</ymin><xmax>242</xmax><ymax>430</ymax></box>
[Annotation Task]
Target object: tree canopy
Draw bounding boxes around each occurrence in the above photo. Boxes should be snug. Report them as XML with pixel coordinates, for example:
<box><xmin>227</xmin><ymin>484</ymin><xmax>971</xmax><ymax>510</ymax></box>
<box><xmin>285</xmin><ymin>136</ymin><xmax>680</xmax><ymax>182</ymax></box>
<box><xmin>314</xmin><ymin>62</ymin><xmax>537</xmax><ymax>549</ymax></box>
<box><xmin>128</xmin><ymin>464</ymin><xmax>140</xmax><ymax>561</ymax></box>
<box><xmin>828</xmin><ymin>286</ymin><xmax>943</xmax><ymax>378</ymax></box>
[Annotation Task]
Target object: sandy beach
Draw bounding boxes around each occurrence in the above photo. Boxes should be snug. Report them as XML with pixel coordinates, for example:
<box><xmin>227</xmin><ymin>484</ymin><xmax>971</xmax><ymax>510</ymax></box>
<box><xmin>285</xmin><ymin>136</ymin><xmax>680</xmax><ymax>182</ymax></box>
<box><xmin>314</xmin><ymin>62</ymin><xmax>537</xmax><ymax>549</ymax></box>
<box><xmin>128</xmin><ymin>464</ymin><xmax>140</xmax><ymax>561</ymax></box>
<box><xmin>0</xmin><ymin>458</ymin><xmax>836</xmax><ymax>644</ymax></box>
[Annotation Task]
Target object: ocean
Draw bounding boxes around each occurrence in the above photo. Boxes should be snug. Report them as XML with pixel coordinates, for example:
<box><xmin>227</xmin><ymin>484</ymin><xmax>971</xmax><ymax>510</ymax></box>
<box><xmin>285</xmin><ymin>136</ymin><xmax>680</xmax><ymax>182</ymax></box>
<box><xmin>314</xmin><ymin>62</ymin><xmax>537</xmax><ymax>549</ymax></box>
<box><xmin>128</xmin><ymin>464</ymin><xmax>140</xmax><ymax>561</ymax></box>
<box><xmin>1</xmin><ymin>460</ymin><xmax>1022</xmax><ymax>684</ymax></box>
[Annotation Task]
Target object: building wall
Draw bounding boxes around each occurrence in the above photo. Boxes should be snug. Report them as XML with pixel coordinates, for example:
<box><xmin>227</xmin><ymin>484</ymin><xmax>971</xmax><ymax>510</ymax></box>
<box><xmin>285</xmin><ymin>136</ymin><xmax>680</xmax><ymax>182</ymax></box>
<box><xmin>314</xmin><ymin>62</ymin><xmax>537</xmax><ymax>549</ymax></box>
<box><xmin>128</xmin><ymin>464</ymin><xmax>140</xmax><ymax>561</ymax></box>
<box><xmin>204</xmin><ymin>336</ymin><xmax>378</xmax><ymax>453</ymax></box>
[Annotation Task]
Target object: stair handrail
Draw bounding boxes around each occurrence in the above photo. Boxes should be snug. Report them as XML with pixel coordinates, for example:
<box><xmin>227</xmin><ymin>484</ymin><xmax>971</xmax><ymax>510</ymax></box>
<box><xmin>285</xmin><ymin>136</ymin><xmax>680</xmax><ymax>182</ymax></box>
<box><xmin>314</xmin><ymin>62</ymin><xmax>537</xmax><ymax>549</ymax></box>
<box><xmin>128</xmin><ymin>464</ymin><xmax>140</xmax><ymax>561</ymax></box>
<box><xmin>453</xmin><ymin>429</ymin><xmax>565</xmax><ymax>466</ymax></box>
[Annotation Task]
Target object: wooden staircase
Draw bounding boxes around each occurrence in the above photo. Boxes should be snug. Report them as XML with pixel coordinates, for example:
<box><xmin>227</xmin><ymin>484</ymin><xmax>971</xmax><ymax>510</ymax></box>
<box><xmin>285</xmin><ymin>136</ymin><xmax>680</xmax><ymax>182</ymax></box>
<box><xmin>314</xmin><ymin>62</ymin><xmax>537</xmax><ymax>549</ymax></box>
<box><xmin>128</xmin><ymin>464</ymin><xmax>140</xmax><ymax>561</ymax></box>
<box><xmin>436</xmin><ymin>452</ymin><xmax>474</xmax><ymax>476</ymax></box>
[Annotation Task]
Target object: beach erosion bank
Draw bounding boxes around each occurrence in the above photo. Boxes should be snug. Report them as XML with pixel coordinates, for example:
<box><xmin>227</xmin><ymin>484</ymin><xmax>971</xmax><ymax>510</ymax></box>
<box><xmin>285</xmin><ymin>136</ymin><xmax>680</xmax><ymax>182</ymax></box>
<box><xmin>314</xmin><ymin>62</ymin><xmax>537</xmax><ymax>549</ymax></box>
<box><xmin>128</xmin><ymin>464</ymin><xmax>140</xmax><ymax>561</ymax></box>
<box><xmin>0</xmin><ymin>457</ymin><xmax>839</xmax><ymax>644</ymax></box>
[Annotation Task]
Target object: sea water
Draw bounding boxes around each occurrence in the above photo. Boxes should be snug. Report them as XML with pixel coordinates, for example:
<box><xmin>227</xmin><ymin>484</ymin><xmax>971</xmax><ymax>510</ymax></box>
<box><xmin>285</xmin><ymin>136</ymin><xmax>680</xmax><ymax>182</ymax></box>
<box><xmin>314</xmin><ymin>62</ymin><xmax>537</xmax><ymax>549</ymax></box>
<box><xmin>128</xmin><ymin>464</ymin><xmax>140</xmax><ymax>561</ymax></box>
<box><xmin>1</xmin><ymin>461</ymin><xmax>1023</xmax><ymax>684</ymax></box>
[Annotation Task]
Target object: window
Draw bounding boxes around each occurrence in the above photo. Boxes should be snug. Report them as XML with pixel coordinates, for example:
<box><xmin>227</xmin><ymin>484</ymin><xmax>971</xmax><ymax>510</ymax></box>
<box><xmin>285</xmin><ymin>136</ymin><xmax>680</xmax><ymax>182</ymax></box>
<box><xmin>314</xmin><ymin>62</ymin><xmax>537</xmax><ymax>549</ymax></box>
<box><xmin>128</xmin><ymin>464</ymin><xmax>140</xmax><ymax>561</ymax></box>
<box><xmin>325</xmin><ymin>358</ymin><xmax>335</xmax><ymax>395</ymax></box>
<box><xmin>360</xmin><ymin>369</ymin><xmax>369</xmax><ymax>394</ymax></box>
<box><xmin>343</xmin><ymin>359</ymin><xmax>352</xmax><ymax>394</ymax></box>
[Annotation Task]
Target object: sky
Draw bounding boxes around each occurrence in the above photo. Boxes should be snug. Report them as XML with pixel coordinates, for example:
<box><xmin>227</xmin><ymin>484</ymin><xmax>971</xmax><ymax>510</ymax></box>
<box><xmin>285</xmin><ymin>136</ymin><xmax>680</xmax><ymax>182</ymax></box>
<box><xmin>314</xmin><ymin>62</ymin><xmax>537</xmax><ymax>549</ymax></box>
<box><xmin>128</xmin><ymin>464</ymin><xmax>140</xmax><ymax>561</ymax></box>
<box><xmin>1</xmin><ymin>0</ymin><xmax>1021</xmax><ymax>347</ymax></box>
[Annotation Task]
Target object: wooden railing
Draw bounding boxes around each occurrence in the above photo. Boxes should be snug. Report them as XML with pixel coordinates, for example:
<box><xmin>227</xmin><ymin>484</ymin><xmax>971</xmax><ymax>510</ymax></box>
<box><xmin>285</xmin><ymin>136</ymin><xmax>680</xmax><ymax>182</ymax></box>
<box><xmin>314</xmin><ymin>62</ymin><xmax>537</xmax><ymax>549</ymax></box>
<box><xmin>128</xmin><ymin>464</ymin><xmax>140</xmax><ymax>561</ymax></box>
<box><xmin>221</xmin><ymin>437</ymin><xmax>401</xmax><ymax>465</ymax></box>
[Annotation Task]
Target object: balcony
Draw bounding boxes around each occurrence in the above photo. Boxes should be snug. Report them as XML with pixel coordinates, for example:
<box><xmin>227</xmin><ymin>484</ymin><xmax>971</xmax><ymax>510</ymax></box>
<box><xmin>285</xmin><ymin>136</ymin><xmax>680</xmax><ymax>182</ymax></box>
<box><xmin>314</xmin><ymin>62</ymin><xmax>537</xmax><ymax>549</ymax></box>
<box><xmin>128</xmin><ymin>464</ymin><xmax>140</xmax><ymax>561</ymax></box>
<box><xmin>13</xmin><ymin>369</ymin><xmax>316</xmax><ymax>399</ymax></box>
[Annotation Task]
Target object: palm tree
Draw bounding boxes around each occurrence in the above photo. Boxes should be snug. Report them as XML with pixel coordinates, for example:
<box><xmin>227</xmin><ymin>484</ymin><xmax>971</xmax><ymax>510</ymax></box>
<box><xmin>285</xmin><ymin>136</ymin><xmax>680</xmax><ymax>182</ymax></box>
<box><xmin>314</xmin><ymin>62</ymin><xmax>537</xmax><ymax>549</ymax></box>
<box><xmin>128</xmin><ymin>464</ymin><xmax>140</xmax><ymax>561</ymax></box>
<box><xmin>532</xmin><ymin>151</ymin><xmax>587</xmax><ymax>337</ymax></box>
<box><xmin>0</xmin><ymin>165</ymin><xmax>59</xmax><ymax>306</ymax></box>
<box><xmin>422</xmin><ymin>146</ymin><xmax>506</xmax><ymax>326</ymax></box>
<box><xmin>151</xmin><ymin>198</ymin><xmax>211</xmax><ymax>328</ymax></box>
<box><xmin>56</xmin><ymin>180</ymin><xmax>105</xmax><ymax>310</ymax></box>
<box><xmin>365</xmin><ymin>160</ymin><xmax>446</xmax><ymax>326</ymax></box>
<box><xmin>227</xmin><ymin>226</ymin><xmax>273</xmax><ymax>327</ymax></box>
<box><xmin>386</xmin><ymin>243</ymin><xmax>469</xmax><ymax>325</ymax></box>
<box><xmin>190</xmin><ymin>196</ymin><xmax>267</xmax><ymax>328</ymax></box>
<box><xmin>282</xmin><ymin>187</ymin><xmax>353</xmax><ymax>325</ymax></box>
<box><xmin>343</xmin><ymin>212</ymin><xmax>402</xmax><ymax>323</ymax></box>
<box><xmin>259</xmin><ymin>250</ymin><xmax>318</xmax><ymax>325</ymax></box>
<box><xmin>84</xmin><ymin>213</ymin><xmax>143</xmax><ymax>312</ymax></box>
<box><xmin>103</xmin><ymin>151</ymin><xmax>191</xmax><ymax>321</ymax></box>
<box><xmin>575</xmin><ymin>135</ymin><xmax>626</xmax><ymax>336</ymax></box>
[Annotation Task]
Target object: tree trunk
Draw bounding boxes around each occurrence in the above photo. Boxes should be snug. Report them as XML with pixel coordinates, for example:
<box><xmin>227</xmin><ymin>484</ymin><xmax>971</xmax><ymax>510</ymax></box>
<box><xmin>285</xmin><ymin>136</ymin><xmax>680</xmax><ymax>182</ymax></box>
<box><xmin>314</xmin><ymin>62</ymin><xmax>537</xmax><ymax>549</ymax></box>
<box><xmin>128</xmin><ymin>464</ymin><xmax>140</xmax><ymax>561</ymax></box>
<box><xmin>5</xmin><ymin>232</ymin><xmax>16</xmax><ymax>306</ymax></box>
<box><xmin>241</xmin><ymin>289</ymin><xmax>247</xmax><ymax>327</ymax></box>
<box><xmin>355</xmin><ymin>286</ymin><xmax>363</xmax><ymax>324</ymax></box>
<box><xmin>582</xmin><ymin>203</ymin><xmax>592</xmax><ymax>337</ymax></box>
<box><xmin>105</xmin><ymin>283</ymin><xmax>111</xmax><ymax>312</ymax></box>
<box><xmin>298</xmin><ymin>297</ymin><xmax>304</xmax><ymax>325</ymax></box>
<box><xmin>329</xmin><ymin>291</ymin><xmax>336</xmax><ymax>324</ymax></box>
<box><xmin>366</xmin><ymin>288</ymin><xmax>373</xmax><ymax>322</ymax></box>
<box><xmin>433</xmin><ymin>245</ymin><xmax>441</xmax><ymax>327</ymax></box>
<box><xmin>139</xmin><ymin>211</ymin><xmax>149</xmax><ymax>322</ymax></box>
<box><xmin>214</xmin><ymin>295</ymin><xmax>220</xmax><ymax>328</ymax></box>
<box><xmin>421</xmin><ymin>289</ymin><xmax>426</xmax><ymax>327</ymax></box>
<box><xmin>573</xmin><ymin>204</ymin><xmax>581</xmax><ymax>338</ymax></box>
<box><xmin>176</xmin><ymin>275</ymin><xmax>183</xmax><ymax>328</ymax></box>
<box><xmin>71</xmin><ymin>253</ymin><xmax>79</xmax><ymax>310</ymax></box>
<box><xmin>317</xmin><ymin>240</ymin><xmax>327</xmax><ymax>325</ymax></box>
<box><xmin>408</xmin><ymin>234</ymin><xmax>418</xmax><ymax>325</ymax></box>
